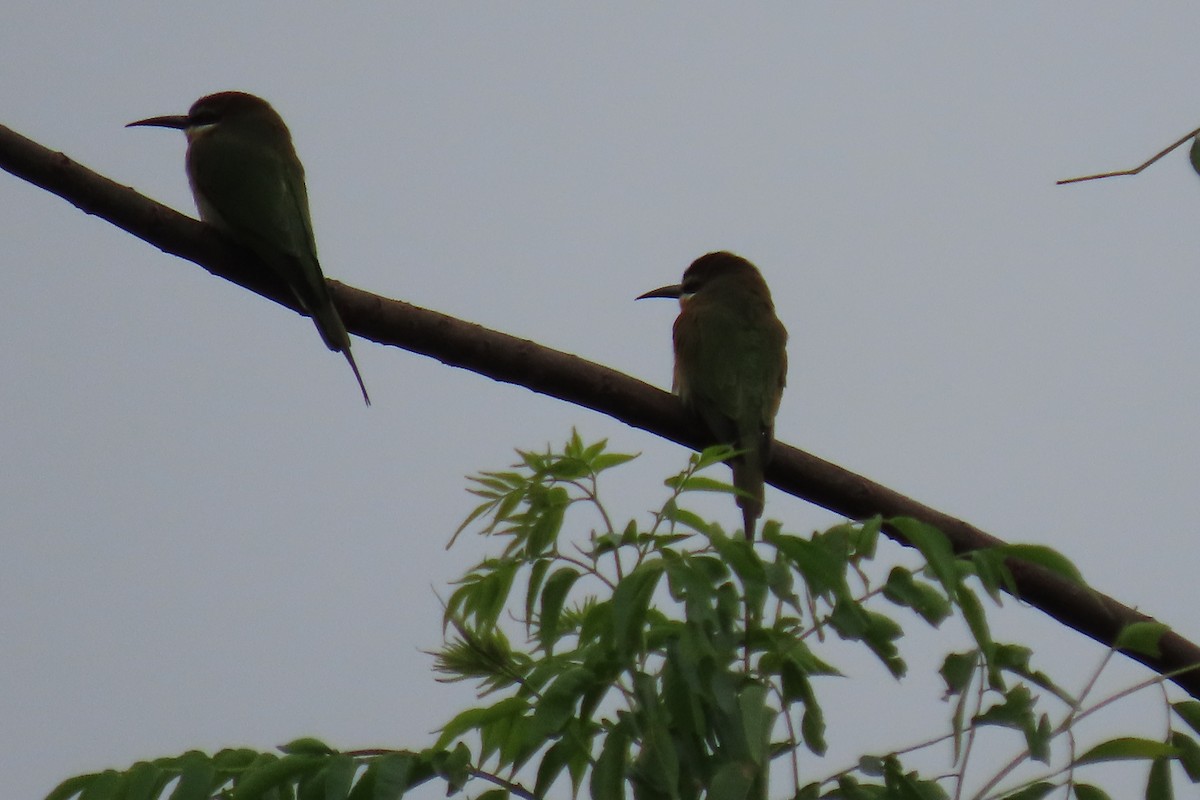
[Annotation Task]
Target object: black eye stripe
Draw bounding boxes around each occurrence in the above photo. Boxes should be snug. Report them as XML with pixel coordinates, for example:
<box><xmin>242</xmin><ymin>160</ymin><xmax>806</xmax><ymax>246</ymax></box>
<box><xmin>190</xmin><ymin>109</ymin><xmax>220</xmax><ymax>126</ymax></box>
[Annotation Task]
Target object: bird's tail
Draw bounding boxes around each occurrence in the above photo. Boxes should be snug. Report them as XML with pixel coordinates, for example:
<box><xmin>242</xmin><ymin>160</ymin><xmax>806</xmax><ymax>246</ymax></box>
<box><xmin>733</xmin><ymin>444</ymin><xmax>766</xmax><ymax>678</ymax></box>
<box><xmin>731</xmin><ymin>452</ymin><xmax>765</xmax><ymax>542</ymax></box>
<box><xmin>342</xmin><ymin>347</ymin><xmax>371</xmax><ymax>406</ymax></box>
<box><xmin>310</xmin><ymin>299</ymin><xmax>371</xmax><ymax>406</ymax></box>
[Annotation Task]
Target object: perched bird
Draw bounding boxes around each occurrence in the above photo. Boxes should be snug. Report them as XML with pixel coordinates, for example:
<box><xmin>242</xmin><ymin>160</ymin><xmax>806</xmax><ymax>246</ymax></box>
<box><xmin>127</xmin><ymin>91</ymin><xmax>370</xmax><ymax>405</ymax></box>
<box><xmin>638</xmin><ymin>252</ymin><xmax>788</xmax><ymax>540</ymax></box>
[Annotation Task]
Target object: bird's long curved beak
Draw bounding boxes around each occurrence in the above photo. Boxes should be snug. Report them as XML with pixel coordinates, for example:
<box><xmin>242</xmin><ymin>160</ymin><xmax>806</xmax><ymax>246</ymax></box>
<box><xmin>125</xmin><ymin>114</ymin><xmax>190</xmax><ymax>130</ymax></box>
<box><xmin>636</xmin><ymin>284</ymin><xmax>683</xmax><ymax>300</ymax></box>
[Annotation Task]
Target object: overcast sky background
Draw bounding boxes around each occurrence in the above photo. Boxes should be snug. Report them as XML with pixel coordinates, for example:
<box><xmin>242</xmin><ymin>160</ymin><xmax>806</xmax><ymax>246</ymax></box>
<box><xmin>5</xmin><ymin>4</ymin><xmax>1200</xmax><ymax>798</ymax></box>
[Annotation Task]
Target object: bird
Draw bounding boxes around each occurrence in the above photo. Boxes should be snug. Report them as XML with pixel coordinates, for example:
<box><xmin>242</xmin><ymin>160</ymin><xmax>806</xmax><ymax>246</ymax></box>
<box><xmin>638</xmin><ymin>251</ymin><xmax>788</xmax><ymax>540</ymax></box>
<box><xmin>127</xmin><ymin>91</ymin><xmax>370</xmax><ymax>405</ymax></box>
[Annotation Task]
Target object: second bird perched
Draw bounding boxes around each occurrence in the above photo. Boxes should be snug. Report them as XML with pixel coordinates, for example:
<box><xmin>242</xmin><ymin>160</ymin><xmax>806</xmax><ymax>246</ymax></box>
<box><xmin>638</xmin><ymin>252</ymin><xmax>788</xmax><ymax>541</ymax></box>
<box><xmin>128</xmin><ymin>91</ymin><xmax>370</xmax><ymax>406</ymax></box>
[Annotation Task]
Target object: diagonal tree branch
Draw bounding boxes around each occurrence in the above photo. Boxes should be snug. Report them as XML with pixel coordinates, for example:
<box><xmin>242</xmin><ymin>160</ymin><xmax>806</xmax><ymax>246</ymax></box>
<box><xmin>3</xmin><ymin>121</ymin><xmax>1198</xmax><ymax>697</ymax></box>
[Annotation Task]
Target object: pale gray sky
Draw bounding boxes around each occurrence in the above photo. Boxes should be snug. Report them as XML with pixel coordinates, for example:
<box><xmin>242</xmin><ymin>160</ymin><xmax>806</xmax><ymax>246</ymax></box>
<box><xmin>4</xmin><ymin>4</ymin><xmax>1200</xmax><ymax>798</ymax></box>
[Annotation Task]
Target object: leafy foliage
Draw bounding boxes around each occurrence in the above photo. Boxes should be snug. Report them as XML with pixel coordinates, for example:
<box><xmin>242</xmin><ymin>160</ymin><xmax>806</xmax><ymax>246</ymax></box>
<box><xmin>44</xmin><ymin>433</ymin><xmax>1198</xmax><ymax>800</ymax></box>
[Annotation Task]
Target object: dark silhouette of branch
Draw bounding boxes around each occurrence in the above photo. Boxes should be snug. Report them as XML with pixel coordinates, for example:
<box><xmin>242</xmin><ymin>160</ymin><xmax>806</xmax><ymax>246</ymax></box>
<box><xmin>3</xmin><ymin>121</ymin><xmax>1198</xmax><ymax>697</ymax></box>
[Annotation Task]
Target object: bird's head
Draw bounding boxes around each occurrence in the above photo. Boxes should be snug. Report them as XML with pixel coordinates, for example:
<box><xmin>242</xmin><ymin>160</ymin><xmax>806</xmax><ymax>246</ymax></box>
<box><xmin>126</xmin><ymin>91</ymin><xmax>288</xmax><ymax>145</ymax></box>
<box><xmin>636</xmin><ymin>251</ymin><xmax>772</xmax><ymax>308</ymax></box>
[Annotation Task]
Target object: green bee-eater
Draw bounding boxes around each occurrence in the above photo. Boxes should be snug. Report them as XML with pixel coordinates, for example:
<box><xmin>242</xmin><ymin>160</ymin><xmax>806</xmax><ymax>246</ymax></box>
<box><xmin>128</xmin><ymin>91</ymin><xmax>370</xmax><ymax>405</ymax></box>
<box><xmin>638</xmin><ymin>251</ymin><xmax>788</xmax><ymax>540</ymax></box>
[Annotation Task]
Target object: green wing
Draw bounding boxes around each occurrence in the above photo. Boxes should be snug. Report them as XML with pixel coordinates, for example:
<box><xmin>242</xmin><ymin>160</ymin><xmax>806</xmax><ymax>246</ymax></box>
<box><xmin>673</xmin><ymin>298</ymin><xmax>787</xmax><ymax>534</ymax></box>
<box><xmin>674</xmin><ymin>301</ymin><xmax>787</xmax><ymax>448</ymax></box>
<box><xmin>187</xmin><ymin>130</ymin><xmax>348</xmax><ymax>351</ymax></box>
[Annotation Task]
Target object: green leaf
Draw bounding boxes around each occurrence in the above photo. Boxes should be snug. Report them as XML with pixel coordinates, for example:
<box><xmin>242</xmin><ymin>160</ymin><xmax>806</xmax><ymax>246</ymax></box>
<box><xmin>497</xmin><ymin>710</ymin><xmax>544</xmax><ymax>772</ymax></box>
<box><xmin>708</xmin><ymin>761</ymin><xmax>754</xmax><ymax>800</ymax></box>
<box><xmin>852</xmin><ymin>516</ymin><xmax>882</xmax><ymax>560</ymax></box>
<box><xmin>171</xmin><ymin>753</ymin><xmax>218</xmax><ymax>800</ymax></box>
<box><xmin>231</xmin><ymin>755</ymin><xmax>324</xmax><ymax>800</ymax></box>
<box><xmin>631</xmin><ymin>713</ymin><xmax>679</xmax><ymax>800</ymax></box>
<box><xmin>530</xmin><ymin>667</ymin><xmax>595</xmax><ymax>740</ymax></box>
<box><xmin>213</xmin><ymin>749</ymin><xmax>262</xmax><ymax>772</ymax></box>
<box><xmin>618</xmin><ymin>519</ymin><xmax>640</xmax><ymax>545</ymax></box>
<box><xmin>992</xmin><ymin>644</ymin><xmax>1075</xmax><ymax>705</ymax></box>
<box><xmin>591</xmin><ymin>722</ymin><xmax>629</xmax><ymax>800</ymax></box>
<box><xmin>975</xmin><ymin>685</ymin><xmax>1034</xmax><ymax>731</ymax></box>
<box><xmin>761</xmin><ymin>557</ymin><xmax>797</xmax><ymax>610</ymax></box>
<box><xmin>45</xmin><ymin>774</ymin><xmax>98</xmax><ymax>800</ymax></box>
<box><xmin>708</xmin><ymin>534</ymin><xmax>766</xmax><ymax>617</ymax></box>
<box><xmin>344</xmin><ymin>762</ymin><xmax>374</xmax><ymax>800</ymax></box>
<box><xmin>957</xmin><ymin>586</ymin><xmax>997</xmax><ymax>685</ymax></box>
<box><xmin>493</xmin><ymin>491</ymin><xmax>523</xmax><ymax>528</ymax></box>
<box><xmin>1071</xmin><ymin>785</ymin><xmax>1112</xmax><ymax>800</ymax></box>
<box><xmin>1029</xmin><ymin>713</ymin><xmax>1052</xmax><ymax>764</ymax></box>
<box><xmin>534</xmin><ymin>737</ymin><xmax>583</xmax><ymax>799</ymax></box>
<box><xmin>447</xmin><ymin>557</ymin><xmax>520</xmax><ymax>630</ymax></box>
<box><xmin>800</xmin><ymin>700</ymin><xmax>827</xmax><ymax>756</ymax></box>
<box><xmin>121</xmin><ymin>763</ymin><xmax>168</xmax><ymax>800</ymax></box>
<box><xmin>1075</xmin><ymin>737</ymin><xmax>1178</xmax><ymax>765</ymax></box>
<box><xmin>879</xmin><ymin>756</ymin><xmax>943</xmax><ymax>799</ymax></box>
<box><xmin>738</xmin><ymin>682</ymin><xmax>772</xmax><ymax>765</ymax></box>
<box><xmin>320</xmin><ymin>755</ymin><xmax>356</xmax><ymax>800</ymax></box>
<box><xmin>772</xmin><ymin>533</ymin><xmax>850</xmax><ymax>602</ymax></box>
<box><xmin>1175</xmin><ymin>701</ymin><xmax>1200</xmax><ymax>737</ymax></box>
<box><xmin>432</xmin><ymin>744</ymin><xmax>472</xmax><ymax>795</ymax></box>
<box><xmin>1001</xmin><ymin>782</ymin><xmax>1056</xmax><ymax>800</ymax></box>
<box><xmin>829</xmin><ymin>605</ymin><xmax>905</xmax><ymax>678</ymax></box>
<box><xmin>940</xmin><ymin>650</ymin><xmax>977</xmax><ymax>694</ymax></box>
<box><xmin>661</xmin><ymin>505</ymin><xmax>715</xmax><ymax>536</ymax></box>
<box><xmin>546</xmin><ymin>456</ymin><xmax>590</xmax><ymax>481</ymax></box>
<box><xmin>795</xmin><ymin>782</ymin><xmax>822</xmax><ymax>800</ymax></box>
<box><xmin>883</xmin><ymin>567</ymin><xmax>951</xmax><ymax>625</ymax></box>
<box><xmin>1146</xmin><ymin>756</ymin><xmax>1171</xmax><ymax>800</ymax></box>
<box><xmin>526</xmin><ymin>486</ymin><xmax>569</xmax><ymax>555</ymax></box>
<box><xmin>1114</xmin><ymin>621</ymin><xmax>1170</xmax><ymax>658</ymax></box>
<box><xmin>612</xmin><ymin>561</ymin><xmax>665</xmax><ymax>658</ymax></box>
<box><xmin>778</xmin><ymin>657</ymin><xmax>827</xmax><ymax>755</ymax></box>
<box><xmin>834</xmin><ymin>775</ymin><xmax>873</xmax><ymax>799</ymax></box>
<box><xmin>298</xmin><ymin>764</ymin><xmax>327</xmax><ymax>800</ymax></box>
<box><xmin>693</xmin><ymin>444</ymin><xmax>739</xmax><ymax>470</ymax></box>
<box><xmin>709</xmin><ymin>530</ymin><xmax>760</xmax><ymax>581</ymax></box>
<box><xmin>858</xmin><ymin>756</ymin><xmax>884</xmax><ymax>776</ymax></box>
<box><xmin>78</xmin><ymin>772</ymin><xmax>121</xmax><ymax>800</ymax></box>
<box><xmin>524</xmin><ymin>558</ymin><xmax>551</xmax><ymax>630</ymax></box>
<box><xmin>669</xmin><ymin>475</ymin><xmax>738</xmax><ymax>495</ymax></box>
<box><xmin>970</xmin><ymin>548</ymin><xmax>1011</xmax><ymax>601</ymax></box>
<box><xmin>434</xmin><ymin>626</ymin><xmax>524</xmax><ymax>691</ymax></box>
<box><xmin>435</xmin><ymin>696</ymin><xmax>528</xmax><ymax>750</ymax></box>
<box><xmin>888</xmin><ymin>518</ymin><xmax>959</xmax><ymax>599</ymax></box>
<box><xmin>592</xmin><ymin>452</ymin><xmax>639</xmax><ymax>472</ymax></box>
<box><xmin>363</xmin><ymin>753</ymin><xmax>415</xmax><ymax>800</ymax></box>
<box><xmin>280</xmin><ymin>739</ymin><xmax>335</xmax><ymax>756</ymax></box>
<box><xmin>1172</xmin><ymin>730</ymin><xmax>1200</xmax><ymax>782</ymax></box>
<box><xmin>992</xmin><ymin>543</ymin><xmax>1086</xmax><ymax>586</ymax></box>
<box><xmin>538</xmin><ymin>567</ymin><xmax>582</xmax><ymax>652</ymax></box>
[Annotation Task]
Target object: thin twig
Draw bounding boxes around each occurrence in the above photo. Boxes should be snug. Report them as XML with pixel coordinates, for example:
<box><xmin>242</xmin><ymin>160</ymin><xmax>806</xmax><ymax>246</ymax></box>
<box><xmin>466</xmin><ymin>768</ymin><xmax>538</xmax><ymax>800</ymax></box>
<box><xmin>1057</xmin><ymin>126</ymin><xmax>1200</xmax><ymax>184</ymax></box>
<box><xmin>341</xmin><ymin>750</ymin><xmax>538</xmax><ymax>800</ymax></box>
